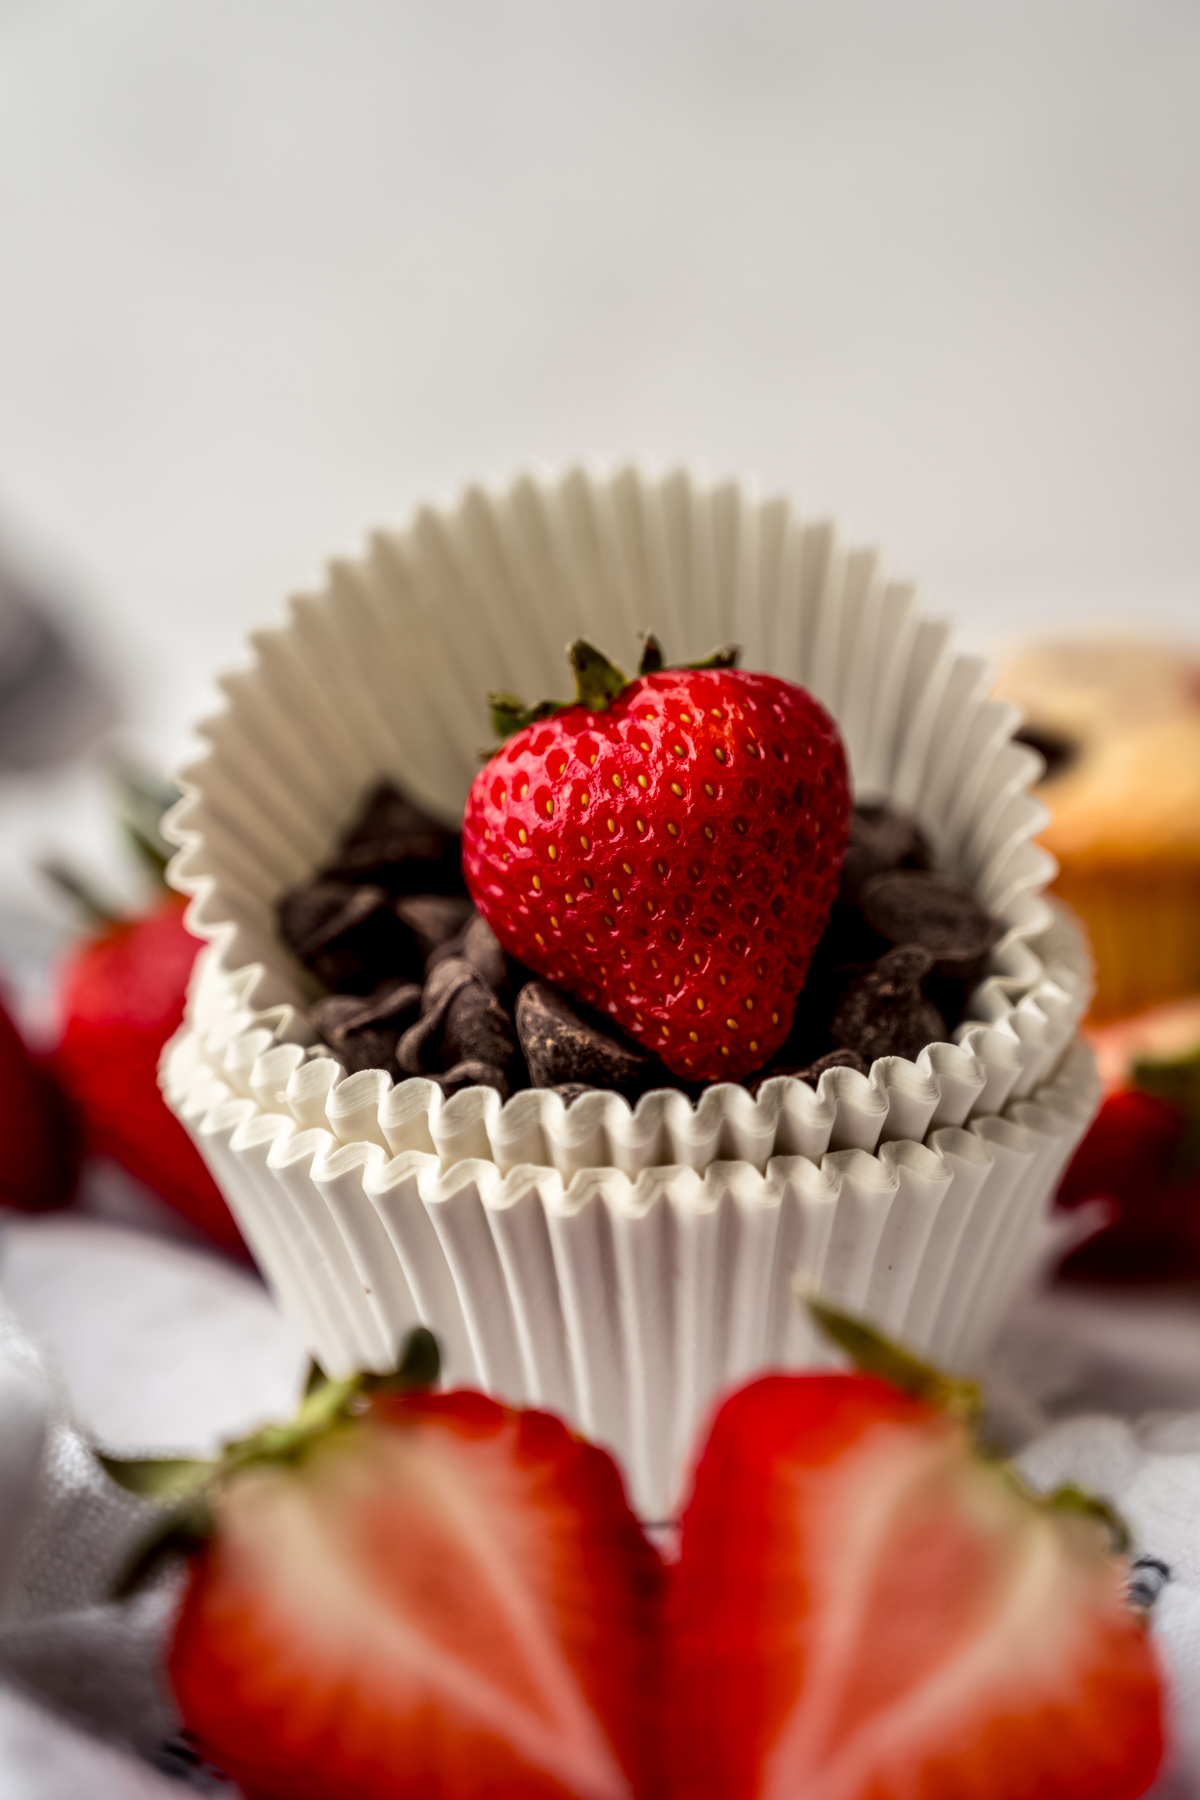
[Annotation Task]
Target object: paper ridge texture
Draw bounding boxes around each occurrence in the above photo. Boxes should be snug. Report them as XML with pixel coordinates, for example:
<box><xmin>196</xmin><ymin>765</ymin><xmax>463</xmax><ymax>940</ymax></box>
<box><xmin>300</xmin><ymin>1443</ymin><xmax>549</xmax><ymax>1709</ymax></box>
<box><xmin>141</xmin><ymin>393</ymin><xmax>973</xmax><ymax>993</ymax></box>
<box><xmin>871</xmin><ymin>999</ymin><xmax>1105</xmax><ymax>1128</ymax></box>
<box><xmin>160</xmin><ymin>465</ymin><xmax>1097</xmax><ymax>1515</ymax></box>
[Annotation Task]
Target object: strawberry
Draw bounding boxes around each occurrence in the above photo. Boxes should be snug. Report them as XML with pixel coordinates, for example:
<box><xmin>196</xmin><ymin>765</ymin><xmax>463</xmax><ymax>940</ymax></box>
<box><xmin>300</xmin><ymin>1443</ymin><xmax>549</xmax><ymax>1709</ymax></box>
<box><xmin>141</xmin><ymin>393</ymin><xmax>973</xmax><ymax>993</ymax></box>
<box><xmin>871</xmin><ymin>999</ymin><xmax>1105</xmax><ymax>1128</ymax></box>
<box><xmin>0</xmin><ymin>991</ymin><xmax>77</xmax><ymax>1210</ymax></box>
<box><xmin>1057</xmin><ymin>1024</ymin><xmax>1200</xmax><ymax>1280</ymax></box>
<box><xmin>463</xmin><ymin>640</ymin><xmax>850</xmax><ymax>1082</ymax></box>
<box><xmin>45</xmin><ymin>769</ymin><xmax>244</xmax><ymax>1256</ymax></box>
<box><xmin>665</xmin><ymin>1305</ymin><xmax>1163</xmax><ymax>1800</ymax></box>
<box><xmin>109</xmin><ymin>1333</ymin><xmax>664</xmax><ymax>1800</ymax></box>
<box><xmin>51</xmin><ymin>892</ymin><xmax>246</xmax><ymax>1256</ymax></box>
<box><xmin>1057</xmin><ymin>1087</ymin><xmax>1200</xmax><ymax>1281</ymax></box>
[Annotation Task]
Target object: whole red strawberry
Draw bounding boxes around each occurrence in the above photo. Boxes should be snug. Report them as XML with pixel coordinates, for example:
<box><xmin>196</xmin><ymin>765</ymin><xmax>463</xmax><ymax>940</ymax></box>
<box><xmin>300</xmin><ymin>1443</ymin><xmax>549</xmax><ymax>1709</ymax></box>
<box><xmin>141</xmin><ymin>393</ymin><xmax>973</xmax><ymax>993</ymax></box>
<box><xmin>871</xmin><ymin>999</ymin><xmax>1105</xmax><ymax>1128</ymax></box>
<box><xmin>52</xmin><ymin>891</ymin><xmax>244</xmax><ymax>1257</ymax></box>
<box><xmin>1057</xmin><ymin>1086</ymin><xmax>1200</xmax><ymax>1280</ymax></box>
<box><xmin>666</xmin><ymin>1308</ymin><xmax>1163</xmax><ymax>1800</ymax></box>
<box><xmin>463</xmin><ymin>640</ymin><xmax>850</xmax><ymax>1081</ymax></box>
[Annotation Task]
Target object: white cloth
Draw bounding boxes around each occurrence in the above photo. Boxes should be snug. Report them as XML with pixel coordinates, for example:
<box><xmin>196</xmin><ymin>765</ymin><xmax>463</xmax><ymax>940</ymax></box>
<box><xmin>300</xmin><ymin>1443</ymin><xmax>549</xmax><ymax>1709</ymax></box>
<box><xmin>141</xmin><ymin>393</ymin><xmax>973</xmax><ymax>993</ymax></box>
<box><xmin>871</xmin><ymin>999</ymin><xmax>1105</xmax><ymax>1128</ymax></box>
<box><xmin>1019</xmin><ymin>1415</ymin><xmax>1200</xmax><ymax>1799</ymax></box>
<box><xmin>0</xmin><ymin>1201</ymin><xmax>307</xmax><ymax>1796</ymax></box>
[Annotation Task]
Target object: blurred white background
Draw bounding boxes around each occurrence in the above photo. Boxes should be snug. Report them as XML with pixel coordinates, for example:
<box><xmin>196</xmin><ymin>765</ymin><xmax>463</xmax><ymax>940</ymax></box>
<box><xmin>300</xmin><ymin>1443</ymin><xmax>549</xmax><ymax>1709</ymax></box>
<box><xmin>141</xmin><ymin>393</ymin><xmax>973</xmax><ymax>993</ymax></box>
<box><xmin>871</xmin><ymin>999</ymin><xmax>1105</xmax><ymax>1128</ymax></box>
<box><xmin>0</xmin><ymin>0</ymin><xmax>1198</xmax><ymax>962</ymax></box>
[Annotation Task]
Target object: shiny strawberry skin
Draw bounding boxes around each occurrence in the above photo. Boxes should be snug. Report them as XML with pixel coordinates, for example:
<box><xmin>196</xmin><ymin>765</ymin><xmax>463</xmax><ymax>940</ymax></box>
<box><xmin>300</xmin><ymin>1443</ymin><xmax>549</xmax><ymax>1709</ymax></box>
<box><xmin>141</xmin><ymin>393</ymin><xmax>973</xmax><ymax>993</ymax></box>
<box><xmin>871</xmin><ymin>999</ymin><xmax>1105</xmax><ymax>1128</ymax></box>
<box><xmin>462</xmin><ymin>668</ymin><xmax>850</xmax><ymax>1081</ymax></box>
<box><xmin>51</xmin><ymin>895</ymin><xmax>244</xmax><ymax>1257</ymax></box>
<box><xmin>666</xmin><ymin>1373</ymin><xmax>1163</xmax><ymax>1800</ymax></box>
<box><xmin>171</xmin><ymin>1390</ymin><xmax>664</xmax><ymax>1800</ymax></box>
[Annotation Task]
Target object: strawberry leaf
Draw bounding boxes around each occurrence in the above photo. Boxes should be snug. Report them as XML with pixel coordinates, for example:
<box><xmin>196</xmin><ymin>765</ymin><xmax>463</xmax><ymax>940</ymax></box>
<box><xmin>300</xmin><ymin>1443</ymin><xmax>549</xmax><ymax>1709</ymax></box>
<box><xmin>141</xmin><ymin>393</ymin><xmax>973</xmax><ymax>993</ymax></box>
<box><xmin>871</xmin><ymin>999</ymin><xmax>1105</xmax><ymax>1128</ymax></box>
<box><xmin>488</xmin><ymin>692</ymin><xmax>568</xmax><ymax>740</ymax></box>
<box><xmin>114</xmin><ymin>1492</ymin><xmax>215</xmax><ymax>1599</ymax></box>
<box><xmin>114</xmin><ymin>761</ymin><xmax>180</xmax><ymax>885</ymax></box>
<box><xmin>567</xmin><ymin>639</ymin><xmax>629</xmax><ymax>710</ymax></box>
<box><xmin>99</xmin><ymin>1454</ymin><xmax>217</xmax><ymax>1506</ymax></box>
<box><xmin>686</xmin><ymin>644</ymin><xmax>740</xmax><ymax>671</ymax></box>
<box><xmin>806</xmin><ymin>1295</ymin><xmax>982</xmax><ymax>1424</ymax></box>
<box><xmin>366</xmin><ymin>1323</ymin><xmax>441</xmax><ymax>1394</ymax></box>
<box><xmin>39</xmin><ymin>857</ymin><xmax>124</xmax><ymax>929</ymax></box>
<box><xmin>1132</xmin><ymin>1043</ymin><xmax>1200</xmax><ymax>1176</ymax></box>
<box><xmin>488</xmin><ymin>636</ymin><xmax>744</xmax><ymax>743</ymax></box>
<box><xmin>1047</xmin><ymin>1482</ymin><xmax>1131</xmax><ymax>1555</ymax></box>
<box><xmin>637</xmin><ymin>633</ymin><xmax>665</xmax><ymax>675</ymax></box>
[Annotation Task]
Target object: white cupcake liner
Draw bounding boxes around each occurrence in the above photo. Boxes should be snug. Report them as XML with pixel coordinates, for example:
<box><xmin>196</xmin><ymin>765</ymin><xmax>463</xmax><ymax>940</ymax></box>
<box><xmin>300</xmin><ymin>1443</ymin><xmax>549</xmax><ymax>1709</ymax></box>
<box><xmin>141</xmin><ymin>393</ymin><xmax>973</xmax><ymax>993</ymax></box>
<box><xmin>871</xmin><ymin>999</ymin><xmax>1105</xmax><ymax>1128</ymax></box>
<box><xmin>166</xmin><ymin>465</ymin><xmax>1081</xmax><ymax>1091</ymax></box>
<box><xmin>173</xmin><ymin>893</ymin><xmax>1089</xmax><ymax>1177</ymax></box>
<box><xmin>150</xmin><ymin>461</ymin><xmax>1103</xmax><ymax>1513</ymax></box>
<box><xmin>175</xmin><ymin>477</ymin><xmax>1057</xmax><ymax>939</ymax></box>
<box><xmin>162</xmin><ymin>1007</ymin><xmax>1099</xmax><ymax>1519</ymax></box>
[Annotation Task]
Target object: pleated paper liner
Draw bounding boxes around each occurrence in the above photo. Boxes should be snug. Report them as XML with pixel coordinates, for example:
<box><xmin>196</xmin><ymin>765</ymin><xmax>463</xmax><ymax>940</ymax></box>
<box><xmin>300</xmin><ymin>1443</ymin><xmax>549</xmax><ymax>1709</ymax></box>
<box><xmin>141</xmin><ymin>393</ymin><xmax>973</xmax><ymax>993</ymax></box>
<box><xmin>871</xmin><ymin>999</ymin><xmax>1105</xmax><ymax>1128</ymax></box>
<box><xmin>163</xmin><ymin>992</ymin><xmax>1098</xmax><ymax>1520</ymax></box>
<box><xmin>156</xmin><ymin>465</ymin><xmax>1100</xmax><ymax>1512</ymax></box>
<box><xmin>166</xmin><ymin>465</ymin><xmax>1059</xmax><ymax>1014</ymax></box>
<box><xmin>174</xmin><ymin>898</ymin><xmax>1089</xmax><ymax>1177</ymax></box>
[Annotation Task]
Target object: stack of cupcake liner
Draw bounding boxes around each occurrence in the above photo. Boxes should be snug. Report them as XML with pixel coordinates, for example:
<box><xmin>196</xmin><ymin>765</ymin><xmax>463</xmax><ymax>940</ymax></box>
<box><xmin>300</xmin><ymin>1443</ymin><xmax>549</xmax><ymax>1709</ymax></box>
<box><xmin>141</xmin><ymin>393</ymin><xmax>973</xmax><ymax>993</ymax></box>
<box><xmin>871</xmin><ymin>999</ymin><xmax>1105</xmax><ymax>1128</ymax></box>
<box><xmin>162</xmin><ymin>465</ymin><xmax>1098</xmax><ymax>1519</ymax></box>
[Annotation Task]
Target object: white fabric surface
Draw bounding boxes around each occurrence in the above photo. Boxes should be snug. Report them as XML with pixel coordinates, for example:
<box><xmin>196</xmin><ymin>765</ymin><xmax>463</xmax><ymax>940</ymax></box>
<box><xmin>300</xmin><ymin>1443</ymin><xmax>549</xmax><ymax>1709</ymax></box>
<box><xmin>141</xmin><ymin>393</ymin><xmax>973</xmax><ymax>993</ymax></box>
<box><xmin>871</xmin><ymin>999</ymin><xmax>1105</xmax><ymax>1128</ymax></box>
<box><xmin>0</xmin><ymin>1203</ymin><xmax>307</xmax><ymax>1797</ymax></box>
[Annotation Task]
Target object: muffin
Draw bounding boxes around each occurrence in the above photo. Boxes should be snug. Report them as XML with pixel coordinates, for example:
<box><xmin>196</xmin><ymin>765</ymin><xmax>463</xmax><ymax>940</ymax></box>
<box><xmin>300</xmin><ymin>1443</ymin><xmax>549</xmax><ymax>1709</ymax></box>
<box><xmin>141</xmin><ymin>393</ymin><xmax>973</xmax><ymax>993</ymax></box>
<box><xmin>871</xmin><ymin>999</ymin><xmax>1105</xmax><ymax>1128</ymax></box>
<box><xmin>161</xmin><ymin>467</ymin><xmax>1097</xmax><ymax>1518</ymax></box>
<box><xmin>993</xmin><ymin>636</ymin><xmax>1200</xmax><ymax>1021</ymax></box>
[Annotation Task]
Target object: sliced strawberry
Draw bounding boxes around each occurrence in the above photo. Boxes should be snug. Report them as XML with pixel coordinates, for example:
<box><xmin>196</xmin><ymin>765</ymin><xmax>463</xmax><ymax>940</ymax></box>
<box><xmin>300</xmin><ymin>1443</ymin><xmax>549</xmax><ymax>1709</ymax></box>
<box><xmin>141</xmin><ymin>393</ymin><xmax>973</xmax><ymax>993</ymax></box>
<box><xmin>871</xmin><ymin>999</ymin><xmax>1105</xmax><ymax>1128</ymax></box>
<box><xmin>170</xmin><ymin>1388</ymin><xmax>663</xmax><ymax>1800</ymax></box>
<box><xmin>51</xmin><ymin>893</ymin><xmax>244</xmax><ymax>1256</ymax></box>
<box><xmin>667</xmin><ymin>1372</ymin><xmax>1162</xmax><ymax>1800</ymax></box>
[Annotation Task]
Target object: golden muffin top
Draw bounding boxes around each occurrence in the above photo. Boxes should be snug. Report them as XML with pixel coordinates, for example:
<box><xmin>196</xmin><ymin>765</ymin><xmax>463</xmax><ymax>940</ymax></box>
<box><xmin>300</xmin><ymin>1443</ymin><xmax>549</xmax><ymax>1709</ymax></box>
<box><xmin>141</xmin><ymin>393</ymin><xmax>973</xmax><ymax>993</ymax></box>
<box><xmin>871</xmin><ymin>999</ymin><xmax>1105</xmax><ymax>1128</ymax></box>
<box><xmin>993</xmin><ymin>636</ymin><xmax>1200</xmax><ymax>865</ymax></box>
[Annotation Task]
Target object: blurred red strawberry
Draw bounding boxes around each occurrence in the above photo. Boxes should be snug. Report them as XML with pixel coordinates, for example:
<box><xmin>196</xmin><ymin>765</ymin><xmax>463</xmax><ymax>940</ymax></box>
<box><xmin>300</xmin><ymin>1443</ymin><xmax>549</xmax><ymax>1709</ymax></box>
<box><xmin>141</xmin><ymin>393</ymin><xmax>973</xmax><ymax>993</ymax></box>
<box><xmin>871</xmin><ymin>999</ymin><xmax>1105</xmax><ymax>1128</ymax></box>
<box><xmin>0</xmin><ymin>991</ymin><xmax>77</xmax><ymax>1210</ymax></box>
<box><xmin>51</xmin><ymin>893</ymin><xmax>244</xmax><ymax>1256</ymax></box>
<box><xmin>46</xmin><ymin>768</ymin><xmax>245</xmax><ymax>1257</ymax></box>
<box><xmin>1058</xmin><ymin>1024</ymin><xmax>1200</xmax><ymax>1281</ymax></box>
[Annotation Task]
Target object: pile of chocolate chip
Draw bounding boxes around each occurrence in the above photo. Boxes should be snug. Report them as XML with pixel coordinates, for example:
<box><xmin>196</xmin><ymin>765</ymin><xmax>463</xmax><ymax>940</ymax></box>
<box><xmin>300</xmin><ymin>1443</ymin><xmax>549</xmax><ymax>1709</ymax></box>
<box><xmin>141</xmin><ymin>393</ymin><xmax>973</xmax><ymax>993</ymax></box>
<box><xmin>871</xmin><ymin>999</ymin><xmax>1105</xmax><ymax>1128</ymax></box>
<box><xmin>277</xmin><ymin>784</ymin><xmax>999</xmax><ymax>1104</ymax></box>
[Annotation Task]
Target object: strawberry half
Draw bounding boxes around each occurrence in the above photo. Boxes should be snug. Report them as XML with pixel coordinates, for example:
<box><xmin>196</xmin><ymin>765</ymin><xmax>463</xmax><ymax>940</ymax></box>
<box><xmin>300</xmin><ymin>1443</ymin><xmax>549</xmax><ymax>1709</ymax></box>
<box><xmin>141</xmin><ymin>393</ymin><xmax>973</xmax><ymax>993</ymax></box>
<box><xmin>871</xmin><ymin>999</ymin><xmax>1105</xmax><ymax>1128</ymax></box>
<box><xmin>111</xmin><ymin>1335</ymin><xmax>663</xmax><ymax>1800</ymax></box>
<box><xmin>463</xmin><ymin>640</ymin><xmax>850</xmax><ymax>1082</ymax></box>
<box><xmin>666</xmin><ymin>1310</ymin><xmax>1163</xmax><ymax>1800</ymax></box>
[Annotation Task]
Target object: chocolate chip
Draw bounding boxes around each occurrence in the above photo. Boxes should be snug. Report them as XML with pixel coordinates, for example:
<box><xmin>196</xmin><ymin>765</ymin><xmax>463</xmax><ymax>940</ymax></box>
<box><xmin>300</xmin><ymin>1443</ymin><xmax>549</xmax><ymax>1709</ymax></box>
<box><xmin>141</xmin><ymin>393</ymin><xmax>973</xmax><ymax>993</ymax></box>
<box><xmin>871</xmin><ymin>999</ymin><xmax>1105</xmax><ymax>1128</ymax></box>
<box><xmin>309</xmin><ymin>979</ymin><xmax>423</xmax><ymax>1078</ymax></box>
<box><xmin>831</xmin><ymin>945</ymin><xmax>946</xmax><ymax>1063</ymax></box>
<box><xmin>396</xmin><ymin>958</ymin><xmax>517</xmax><ymax>1079</ymax></box>
<box><xmin>1012</xmin><ymin>724</ymin><xmax>1079</xmax><ymax>782</ymax></box>
<box><xmin>859</xmin><ymin>870</ymin><xmax>998</xmax><ymax>984</ymax></box>
<box><xmin>393</xmin><ymin>894</ymin><xmax>475</xmax><ymax>956</ymax></box>
<box><xmin>746</xmin><ymin>1048</ymin><xmax>868</xmax><ymax>1096</ymax></box>
<box><xmin>461</xmin><ymin>914</ymin><xmax>511</xmax><ymax>991</ymax></box>
<box><xmin>552</xmin><ymin>1083</ymin><xmax>602</xmax><ymax>1104</ymax></box>
<box><xmin>806</xmin><ymin>1047</ymin><xmax>869</xmax><ymax>1081</ymax></box>
<box><xmin>278</xmin><ymin>880</ymin><xmax>423</xmax><ymax>993</ymax></box>
<box><xmin>339</xmin><ymin>1029</ymin><xmax>402</xmax><ymax>1077</ymax></box>
<box><xmin>435</xmin><ymin>1061</ymin><xmax>510</xmax><ymax>1100</ymax></box>
<box><xmin>444</xmin><ymin>982</ymin><xmax>517</xmax><ymax>1073</ymax></box>
<box><xmin>428</xmin><ymin>911</ymin><xmax>525</xmax><ymax>1002</ymax></box>
<box><xmin>419</xmin><ymin>955</ymin><xmax>478</xmax><ymax>1018</ymax></box>
<box><xmin>321</xmin><ymin>781</ymin><xmax>466</xmax><ymax>896</ymax></box>
<box><xmin>515</xmin><ymin>982</ymin><xmax>651</xmax><ymax>1096</ymax></box>
<box><xmin>311</xmin><ymin>979</ymin><xmax>423</xmax><ymax>1039</ymax></box>
<box><xmin>838</xmin><ymin>801</ymin><xmax>932</xmax><ymax>906</ymax></box>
